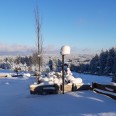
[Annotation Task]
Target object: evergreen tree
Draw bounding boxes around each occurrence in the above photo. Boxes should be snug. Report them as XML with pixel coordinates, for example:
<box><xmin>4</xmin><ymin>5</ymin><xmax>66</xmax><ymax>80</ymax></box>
<box><xmin>99</xmin><ymin>50</ymin><xmax>108</xmax><ymax>75</ymax></box>
<box><xmin>52</xmin><ymin>58</ymin><xmax>57</xmax><ymax>71</ymax></box>
<box><xmin>57</xmin><ymin>59</ymin><xmax>62</xmax><ymax>67</ymax></box>
<box><xmin>79</xmin><ymin>64</ymin><xmax>86</xmax><ymax>73</ymax></box>
<box><xmin>112</xmin><ymin>48</ymin><xmax>116</xmax><ymax>74</ymax></box>
<box><xmin>48</xmin><ymin>58</ymin><xmax>53</xmax><ymax>71</ymax></box>
<box><xmin>20</xmin><ymin>57</ymin><xmax>25</xmax><ymax>65</ymax></box>
<box><xmin>74</xmin><ymin>47</ymin><xmax>116</xmax><ymax>76</ymax></box>
<box><xmin>57</xmin><ymin>59</ymin><xmax>62</xmax><ymax>71</ymax></box>
<box><xmin>14</xmin><ymin>56</ymin><xmax>21</xmax><ymax>64</ymax></box>
<box><xmin>90</xmin><ymin>54</ymin><xmax>99</xmax><ymax>74</ymax></box>
<box><xmin>28</xmin><ymin>56</ymin><xmax>33</xmax><ymax>66</ymax></box>
<box><xmin>106</xmin><ymin>47</ymin><xmax>115</xmax><ymax>75</ymax></box>
<box><xmin>70</xmin><ymin>64</ymin><xmax>78</xmax><ymax>72</ymax></box>
<box><xmin>84</xmin><ymin>64</ymin><xmax>90</xmax><ymax>73</ymax></box>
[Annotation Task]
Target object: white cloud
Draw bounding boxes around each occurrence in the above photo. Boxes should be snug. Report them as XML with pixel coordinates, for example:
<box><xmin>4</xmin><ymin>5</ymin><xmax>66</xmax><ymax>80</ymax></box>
<box><xmin>0</xmin><ymin>44</ymin><xmax>32</xmax><ymax>52</ymax></box>
<box><xmin>0</xmin><ymin>43</ymin><xmax>33</xmax><ymax>55</ymax></box>
<box><xmin>44</xmin><ymin>45</ymin><xmax>59</xmax><ymax>54</ymax></box>
<box><xmin>71</xmin><ymin>46</ymin><xmax>100</xmax><ymax>55</ymax></box>
<box><xmin>0</xmin><ymin>43</ymin><xmax>32</xmax><ymax>52</ymax></box>
<box><xmin>0</xmin><ymin>43</ymin><xmax>60</xmax><ymax>56</ymax></box>
<box><xmin>0</xmin><ymin>43</ymin><xmax>99</xmax><ymax>56</ymax></box>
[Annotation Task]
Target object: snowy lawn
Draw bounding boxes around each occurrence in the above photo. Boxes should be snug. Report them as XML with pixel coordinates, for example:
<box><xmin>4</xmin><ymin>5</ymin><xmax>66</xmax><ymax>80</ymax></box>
<box><xmin>0</xmin><ymin>73</ymin><xmax>116</xmax><ymax>116</ymax></box>
<box><xmin>73</xmin><ymin>73</ymin><xmax>112</xmax><ymax>84</ymax></box>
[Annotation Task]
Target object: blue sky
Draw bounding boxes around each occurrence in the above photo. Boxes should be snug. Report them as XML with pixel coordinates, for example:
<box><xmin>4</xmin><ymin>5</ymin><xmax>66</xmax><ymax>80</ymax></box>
<box><xmin>0</xmin><ymin>0</ymin><xmax>116</xmax><ymax>55</ymax></box>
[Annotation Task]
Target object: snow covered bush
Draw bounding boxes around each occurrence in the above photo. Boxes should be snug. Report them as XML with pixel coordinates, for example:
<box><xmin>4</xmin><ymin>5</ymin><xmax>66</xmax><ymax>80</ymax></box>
<box><xmin>66</xmin><ymin>75</ymin><xmax>83</xmax><ymax>84</ymax></box>
<box><xmin>35</xmin><ymin>68</ymin><xmax>83</xmax><ymax>86</ymax></box>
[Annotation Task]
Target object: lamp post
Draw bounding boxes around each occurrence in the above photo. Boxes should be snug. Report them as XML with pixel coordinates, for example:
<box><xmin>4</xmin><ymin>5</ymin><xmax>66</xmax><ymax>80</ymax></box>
<box><xmin>60</xmin><ymin>45</ymin><xmax>71</xmax><ymax>94</ymax></box>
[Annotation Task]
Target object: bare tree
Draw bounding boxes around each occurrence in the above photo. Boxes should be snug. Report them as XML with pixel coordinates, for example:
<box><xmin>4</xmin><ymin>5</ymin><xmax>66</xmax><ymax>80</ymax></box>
<box><xmin>33</xmin><ymin>5</ymin><xmax>43</xmax><ymax>75</ymax></box>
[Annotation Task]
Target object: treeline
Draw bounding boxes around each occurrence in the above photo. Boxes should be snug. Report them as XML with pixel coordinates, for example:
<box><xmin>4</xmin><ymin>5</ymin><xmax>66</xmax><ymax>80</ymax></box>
<box><xmin>0</xmin><ymin>56</ymin><xmax>33</xmax><ymax>70</ymax></box>
<box><xmin>1</xmin><ymin>47</ymin><xmax>116</xmax><ymax>76</ymax></box>
<box><xmin>14</xmin><ymin>56</ymin><xmax>33</xmax><ymax>66</ymax></box>
<box><xmin>3</xmin><ymin>56</ymin><xmax>33</xmax><ymax>66</ymax></box>
<box><xmin>71</xmin><ymin>47</ymin><xmax>116</xmax><ymax>76</ymax></box>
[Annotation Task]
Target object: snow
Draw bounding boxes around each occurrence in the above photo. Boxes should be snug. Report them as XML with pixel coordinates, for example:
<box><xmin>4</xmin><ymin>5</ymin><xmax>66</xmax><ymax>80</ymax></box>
<box><xmin>95</xmin><ymin>89</ymin><xmax>116</xmax><ymax>96</ymax></box>
<box><xmin>111</xmin><ymin>82</ymin><xmax>116</xmax><ymax>86</ymax></box>
<box><xmin>0</xmin><ymin>70</ymin><xmax>116</xmax><ymax>116</ymax></box>
<box><xmin>73</xmin><ymin>73</ymin><xmax>112</xmax><ymax>85</ymax></box>
<box><xmin>23</xmin><ymin>73</ymin><xmax>31</xmax><ymax>77</ymax></box>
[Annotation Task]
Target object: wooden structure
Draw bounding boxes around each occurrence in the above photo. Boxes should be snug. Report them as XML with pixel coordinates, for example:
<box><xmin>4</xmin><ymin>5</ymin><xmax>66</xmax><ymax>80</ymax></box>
<box><xmin>61</xmin><ymin>83</ymin><xmax>91</xmax><ymax>92</ymax></box>
<box><xmin>92</xmin><ymin>82</ymin><xmax>116</xmax><ymax>100</ymax></box>
<box><xmin>30</xmin><ymin>81</ymin><xmax>91</xmax><ymax>95</ymax></box>
<box><xmin>30</xmin><ymin>84</ymin><xmax>60</xmax><ymax>95</ymax></box>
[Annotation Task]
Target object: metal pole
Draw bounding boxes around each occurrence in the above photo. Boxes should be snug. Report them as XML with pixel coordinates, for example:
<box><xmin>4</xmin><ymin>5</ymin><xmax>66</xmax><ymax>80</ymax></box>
<box><xmin>62</xmin><ymin>55</ymin><xmax>64</xmax><ymax>94</ymax></box>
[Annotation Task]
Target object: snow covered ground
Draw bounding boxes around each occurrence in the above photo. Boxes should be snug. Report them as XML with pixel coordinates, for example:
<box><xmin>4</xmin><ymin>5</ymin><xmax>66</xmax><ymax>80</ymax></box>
<box><xmin>0</xmin><ymin>71</ymin><xmax>116</xmax><ymax>116</ymax></box>
<box><xmin>73</xmin><ymin>73</ymin><xmax>112</xmax><ymax>84</ymax></box>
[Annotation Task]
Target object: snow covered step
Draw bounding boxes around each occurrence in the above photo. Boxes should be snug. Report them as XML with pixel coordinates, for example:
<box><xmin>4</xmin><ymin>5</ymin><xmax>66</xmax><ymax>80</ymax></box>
<box><xmin>30</xmin><ymin>83</ymin><xmax>60</xmax><ymax>95</ymax></box>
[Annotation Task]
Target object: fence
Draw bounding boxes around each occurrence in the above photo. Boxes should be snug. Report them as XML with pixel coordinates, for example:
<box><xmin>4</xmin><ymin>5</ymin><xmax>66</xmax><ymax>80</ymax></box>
<box><xmin>92</xmin><ymin>82</ymin><xmax>116</xmax><ymax>100</ymax></box>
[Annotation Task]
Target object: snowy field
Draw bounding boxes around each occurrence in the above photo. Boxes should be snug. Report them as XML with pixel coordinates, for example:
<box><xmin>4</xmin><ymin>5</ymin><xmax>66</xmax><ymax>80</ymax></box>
<box><xmin>0</xmin><ymin>71</ymin><xmax>116</xmax><ymax>116</ymax></box>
